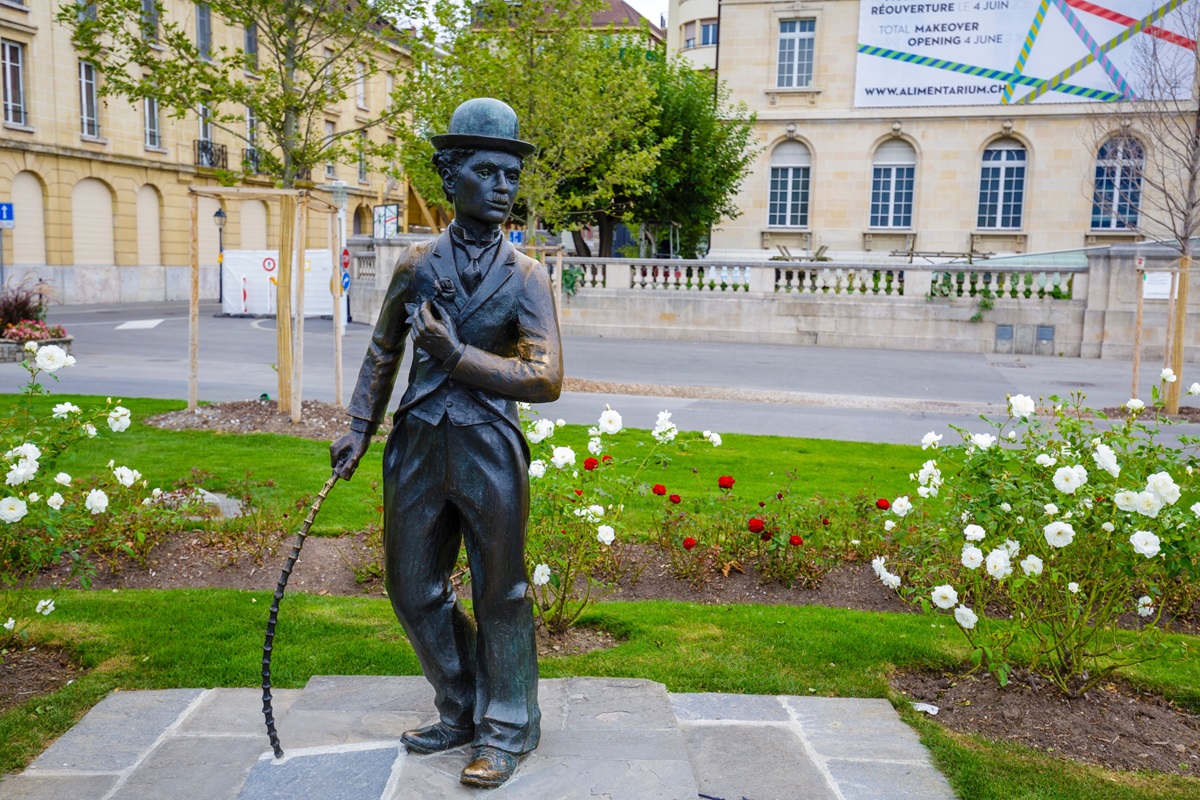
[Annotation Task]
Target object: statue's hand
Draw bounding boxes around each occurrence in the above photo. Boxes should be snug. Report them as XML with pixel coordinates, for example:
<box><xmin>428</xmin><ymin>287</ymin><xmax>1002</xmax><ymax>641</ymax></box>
<box><xmin>411</xmin><ymin>300</ymin><xmax>463</xmax><ymax>363</ymax></box>
<box><xmin>330</xmin><ymin>430</ymin><xmax>371</xmax><ymax>480</ymax></box>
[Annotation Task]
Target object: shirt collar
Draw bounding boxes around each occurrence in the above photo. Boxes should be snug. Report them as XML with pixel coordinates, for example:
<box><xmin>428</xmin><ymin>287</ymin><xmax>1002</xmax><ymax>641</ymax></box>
<box><xmin>449</xmin><ymin>222</ymin><xmax>503</xmax><ymax>250</ymax></box>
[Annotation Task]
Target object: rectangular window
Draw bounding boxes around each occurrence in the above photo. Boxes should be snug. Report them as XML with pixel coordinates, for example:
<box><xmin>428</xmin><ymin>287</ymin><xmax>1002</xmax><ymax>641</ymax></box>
<box><xmin>144</xmin><ymin>96</ymin><xmax>161</xmax><ymax>147</ymax></box>
<box><xmin>683</xmin><ymin>21</ymin><xmax>695</xmax><ymax>49</ymax></box>
<box><xmin>358</xmin><ymin>130</ymin><xmax>368</xmax><ymax>182</ymax></box>
<box><xmin>141</xmin><ymin>0</ymin><xmax>158</xmax><ymax>43</ymax></box>
<box><xmin>197</xmin><ymin>3</ymin><xmax>212</xmax><ymax>62</ymax></box>
<box><xmin>244</xmin><ymin>22</ymin><xmax>258</xmax><ymax>72</ymax></box>
<box><xmin>977</xmin><ymin>149</ymin><xmax>1026</xmax><ymax>229</ymax></box>
<box><xmin>386</xmin><ymin>72</ymin><xmax>395</xmax><ymax>109</ymax></box>
<box><xmin>870</xmin><ymin>165</ymin><xmax>914</xmax><ymax>228</ymax></box>
<box><xmin>355</xmin><ymin>61</ymin><xmax>367</xmax><ymax>109</ymax></box>
<box><xmin>79</xmin><ymin>60</ymin><xmax>100</xmax><ymax>137</ymax></box>
<box><xmin>77</xmin><ymin>0</ymin><xmax>96</xmax><ymax>22</ymax></box>
<box><xmin>701</xmin><ymin>20</ymin><xmax>718</xmax><ymax>46</ymax></box>
<box><xmin>325</xmin><ymin>120</ymin><xmax>336</xmax><ymax>178</ymax></box>
<box><xmin>768</xmin><ymin>166</ymin><xmax>810</xmax><ymax>227</ymax></box>
<box><xmin>2</xmin><ymin>40</ymin><xmax>27</xmax><ymax>126</ymax></box>
<box><xmin>777</xmin><ymin>19</ymin><xmax>816</xmax><ymax>88</ymax></box>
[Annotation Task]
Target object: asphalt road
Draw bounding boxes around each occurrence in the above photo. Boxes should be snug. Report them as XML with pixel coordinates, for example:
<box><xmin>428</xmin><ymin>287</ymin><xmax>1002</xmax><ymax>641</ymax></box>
<box><xmin>3</xmin><ymin>300</ymin><xmax>1194</xmax><ymax>445</ymax></box>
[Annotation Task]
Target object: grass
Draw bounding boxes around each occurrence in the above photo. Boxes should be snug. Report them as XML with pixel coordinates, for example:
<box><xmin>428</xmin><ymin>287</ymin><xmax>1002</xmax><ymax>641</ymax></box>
<box><xmin>1</xmin><ymin>589</ymin><xmax>1197</xmax><ymax>799</ymax></box>
<box><xmin>3</xmin><ymin>393</ymin><xmax>1199</xmax><ymax>798</ymax></box>
<box><xmin>1</xmin><ymin>393</ymin><xmax>922</xmax><ymax>534</ymax></box>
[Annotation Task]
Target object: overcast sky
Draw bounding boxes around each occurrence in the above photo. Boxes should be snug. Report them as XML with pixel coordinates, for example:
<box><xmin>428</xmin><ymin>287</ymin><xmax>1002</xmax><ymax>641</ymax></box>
<box><xmin>625</xmin><ymin>0</ymin><xmax>669</xmax><ymax>28</ymax></box>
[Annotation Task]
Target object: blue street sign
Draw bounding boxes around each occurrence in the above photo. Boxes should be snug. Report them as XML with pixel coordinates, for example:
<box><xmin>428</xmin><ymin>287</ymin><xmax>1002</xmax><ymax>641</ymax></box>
<box><xmin>0</xmin><ymin>203</ymin><xmax>13</xmax><ymax>229</ymax></box>
<box><xmin>341</xmin><ymin>271</ymin><xmax>351</xmax><ymax>291</ymax></box>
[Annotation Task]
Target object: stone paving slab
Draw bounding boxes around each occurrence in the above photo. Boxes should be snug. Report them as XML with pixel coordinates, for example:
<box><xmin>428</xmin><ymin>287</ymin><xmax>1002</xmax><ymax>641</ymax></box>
<box><xmin>0</xmin><ymin>678</ymin><xmax>959</xmax><ymax>800</ymax></box>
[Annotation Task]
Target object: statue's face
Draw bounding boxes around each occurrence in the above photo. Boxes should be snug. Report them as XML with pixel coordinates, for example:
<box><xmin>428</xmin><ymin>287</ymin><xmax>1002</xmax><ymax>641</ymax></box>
<box><xmin>451</xmin><ymin>150</ymin><xmax>522</xmax><ymax>227</ymax></box>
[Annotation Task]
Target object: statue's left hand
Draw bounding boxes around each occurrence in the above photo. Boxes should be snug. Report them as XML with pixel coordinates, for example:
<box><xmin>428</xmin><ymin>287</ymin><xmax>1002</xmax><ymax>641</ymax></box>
<box><xmin>412</xmin><ymin>300</ymin><xmax>463</xmax><ymax>363</ymax></box>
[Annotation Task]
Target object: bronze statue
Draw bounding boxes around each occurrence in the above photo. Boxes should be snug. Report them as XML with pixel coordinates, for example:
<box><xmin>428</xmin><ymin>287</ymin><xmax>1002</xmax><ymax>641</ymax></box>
<box><xmin>330</xmin><ymin>98</ymin><xmax>562</xmax><ymax>788</ymax></box>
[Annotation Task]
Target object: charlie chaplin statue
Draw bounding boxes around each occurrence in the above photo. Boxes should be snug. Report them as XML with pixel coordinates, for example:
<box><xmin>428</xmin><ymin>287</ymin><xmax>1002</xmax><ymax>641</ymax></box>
<box><xmin>330</xmin><ymin>97</ymin><xmax>562</xmax><ymax>788</ymax></box>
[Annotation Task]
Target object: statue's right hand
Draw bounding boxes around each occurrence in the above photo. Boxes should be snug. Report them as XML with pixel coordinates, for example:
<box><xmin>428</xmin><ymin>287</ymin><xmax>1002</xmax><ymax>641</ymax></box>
<box><xmin>330</xmin><ymin>430</ymin><xmax>371</xmax><ymax>480</ymax></box>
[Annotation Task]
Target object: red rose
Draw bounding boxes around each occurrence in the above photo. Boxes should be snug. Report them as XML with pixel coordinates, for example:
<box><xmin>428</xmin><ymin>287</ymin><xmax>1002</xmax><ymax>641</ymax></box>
<box><xmin>652</xmin><ymin>484</ymin><xmax>667</xmax><ymax>496</ymax></box>
<box><xmin>777</xmin><ymin>492</ymin><xmax>784</xmax><ymax>500</ymax></box>
<box><xmin>821</xmin><ymin>518</ymin><xmax>830</xmax><ymax>526</ymax></box>
<box><xmin>574</xmin><ymin>489</ymin><xmax>584</xmax><ymax>496</ymax></box>
<box><xmin>584</xmin><ymin>457</ymin><xmax>599</xmax><ymax>471</ymax></box>
<box><xmin>669</xmin><ymin>494</ymin><xmax>682</xmax><ymax>504</ymax></box>
<box><xmin>748</xmin><ymin>517</ymin><xmax>765</xmax><ymax>534</ymax></box>
<box><xmin>758</xmin><ymin>501</ymin><xmax>766</xmax><ymax>508</ymax></box>
<box><xmin>761</xmin><ymin>531</ymin><xmax>773</xmax><ymax>542</ymax></box>
<box><xmin>789</xmin><ymin>535</ymin><xmax>803</xmax><ymax>547</ymax></box>
<box><xmin>876</xmin><ymin>498</ymin><xmax>890</xmax><ymax>510</ymax></box>
<box><xmin>683</xmin><ymin>536</ymin><xmax>697</xmax><ymax>550</ymax></box>
<box><xmin>718</xmin><ymin>475</ymin><xmax>735</xmax><ymax>490</ymax></box>
<box><xmin>602</xmin><ymin>455</ymin><xmax>613</xmax><ymax>463</ymax></box>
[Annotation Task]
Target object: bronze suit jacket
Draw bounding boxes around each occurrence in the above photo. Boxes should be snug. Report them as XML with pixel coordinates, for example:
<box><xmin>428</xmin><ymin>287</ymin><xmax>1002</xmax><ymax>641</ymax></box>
<box><xmin>347</xmin><ymin>231</ymin><xmax>563</xmax><ymax>446</ymax></box>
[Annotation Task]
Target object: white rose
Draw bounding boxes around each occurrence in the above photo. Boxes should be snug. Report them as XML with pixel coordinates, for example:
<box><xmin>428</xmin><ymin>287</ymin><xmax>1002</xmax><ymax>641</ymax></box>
<box><xmin>1189</xmin><ymin>382</ymin><xmax>1200</xmax><ymax>396</ymax></box>
<box><xmin>1052</xmin><ymin>464</ymin><xmax>1088</xmax><ymax>495</ymax></box>
<box><xmin>1008</xmin><ymin>394</ymin><xmax>1035</xmax><ymax>418</ymax></box>
<box><xmin>1044</xmin><ymin>503</ymin><xmax>1058</xmax><ymax>515</ymax></box>
<box><xmin>113</xmin><ymin>466</ymin><xmax>137</xmax><ymax>487</ymax></box>
<box><xmin>528</xmin><ymin>459</ymin><xmax>546</xmax><ymax>479</ymax></box>
<box><xmin>52</xmin><ymin>402</ymin><xmax>81</xmax><ymax>419</ymax></box>
<box><xmin>880</xmin><ymin>571</ymin><xmax>901</xmax><ymax>590</ymax></box>
<box><xmin>1003</xmin><ymin>539</ymin><xmax>1020</xmax><ymax>557</ymax></box>
<box><xmin>883</xmin><ymin>520</ymin><xmax>896</xmax><ymax>531</ymax></box>
<box><xmin>55</xmin><ymin>472</ymin><xmax>71</xmax><ymax>486</ymax></box>
<box><xmin>921</xmin><ymin>431</ymin><xmax>942</xmax><ymax>449</ymax></box>
<box><xmin>597</xmin><ymin>407</ymin><xmax>622</xmax><ymax>435</ymax></box>
<box><xmin>106</xmin><ymin>406</ymin><xmax>132</xmax><ymax>432</ymax></box>
<box><xmin>588</xmin><ymin>437</ymin><xmax>603</xmax><ymax>456</ymax></box>
<box><xmin>1126</xmin><ymin>398</ymin><xmax>1145</xmax><ymax>411</ymax></box>
<box><xmin>999</xmin><ymin>502</ymin><xmax>1012</xmax><ymax>512</ymax></box>
<box><xmin>3</xmin><ymin>617</ymin><xmax>13</xmax><ymax>630</ymax></box>
<box><xmin>1101</xmin><ymin>521</ymin><xmax>1115</xmax><ymax>533</ymax></box>
<box><xmin>550</xmin><ymin>447</ymin><xmax>576</xmax><ymax>469</ymax></box>
<box><xmin>954</xmin><ymin>605</ymin><xmax>978</xmax><ymax>629</ymax></box>
<box><xmin>1114</xmin><ymin>490</ymin><xmax>1139</xmax><ymax>512</ymax></box>
<box><xmin>985</xmin><ymin>548</ymin><xmax>1012</xmax><ymax>580</ymax></box>
<box><xmin>969</xmin><ymin>433</ymin><xmax>997</xmax><ymax>450</ymax></box>
<box><xmin>1133</xmin><ymin>491</ymin><xmax>1163</xmax><ymax>518</ymax></box>
<box><xmin>527</xmin><ymin>419</ymin><xmax>556</xmax><ymax>444</ymax></box>
<box><xmin>35</xmin><ymin>599</ymin><xmax>55</xmax><ymax>615</ymax></box>
<box><xmin>84</xmin><ymin>488</ymin><xmax>109</xmax><ymax>514</ymax></box>
<box><xmin>47</xmin><ymin>492</ymin><xmax>64</xmax><ymax>510</ymax></box>
<box><xmin>1020</xmin><ymin>554</ymin><xmax>1043</xmax><ymax>576</ymax></box>
<box><xmin>34</xmin><ymin>345</ymin><xmax>68</xmax><ymax>372</ymax></box>
<box><xmin>596</xmin><ymin>525</ymin><xmax>615</xmax><ymax>546</ymax></box>
<box><xmin>1137</xmin><ymin>596</ymin><xmax>1155</xmax><ymax>617</ymax></box>
<box><xmin>23</xmin><ymin>340</ymin><xmax>37</xmax><ymax>353</ymax></box>
<box><xmin>931</xmin><ymin>584</ymin><xmax>958</xmax><ymax>610</ymax></box>
<box><xmin>891</xmin><ymin>496</ymin><xmax>912</xmax><ymax>517</ymax></box>
<box><xmin>1092</xmin><ymin>444</ymin><xmax>1120</xmax><ymax>478</ymax></box>
<box><xmin>5</xmin><ymin>460</ymin><xmax>37</xmax><ymax>486</ymax></box>
<box><xmin>1043</xmin><ymin>520</ymin><xmax>1076</xmax><ymax>548</ymax></box>
<box><xmin>871</xmin><ymin>555</ymin><xmax>888</xmax><ymax>577</ymax></box>
<box><xmin>708</xmin><ymin>432</ymin><xmax>722</xmax><ymax>447</ymax></box>
<box><xmin>0</xmin><ymin>496</ymin><xmax>28</xmax><ymax>524</ymax></box>
<box><xmin>532</xmin><ymin>563</ymin><xmax>551</xmax><ymax>586</ymax></box>
<box><xmin>963</xmin><ymin>524</ymin><xmax>985</xmax><ymax>541</ymax></box>
<box><xmin>84</xmin><ymin>423</ymin><xmax>97</xmax><ymax>438</ymax></box>
<box><xmin>961</xmin><ymin>545</ymin><xmax>984</xmax><ymax>569</ymax></box>
<box><xmin>1068</xmin><ymin>582</ymin><xmax>1080</xmax><ymax>594</ymax></box>
<box><xmin>1145</xmin><ymin>472</ymin><xmax>1180</xmax><ymax>506</ymax></box>
<box><xmin>1129</xmin><ymin>530</ymin><xmax>1161</xmax><ymax>558</ymax></box>
<box><xmin>1161</xmin><ymin>367</ymin><xmax>1177</xmax><ymax>383</ymax></box>
<box><xmin>1036</xmin><ymin>453</ymin><xmax>1057</xmax><ymax>467</ymax></box>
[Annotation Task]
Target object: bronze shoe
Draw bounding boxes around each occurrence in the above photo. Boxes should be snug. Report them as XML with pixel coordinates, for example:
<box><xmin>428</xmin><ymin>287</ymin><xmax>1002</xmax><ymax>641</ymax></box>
<box><xmin>401</xmin><ymin>722</ymin><xmax>474</xmax><ymax>755</ymax></box>
<box><xmin>460</xmin><ymin>745</ymin><xmax>519</xmax><ymax>788</ymax></box>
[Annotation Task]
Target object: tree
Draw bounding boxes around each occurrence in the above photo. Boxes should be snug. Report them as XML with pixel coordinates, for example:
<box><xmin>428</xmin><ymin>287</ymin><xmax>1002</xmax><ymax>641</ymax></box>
<box><xmin>392</xmin><ymin>0</ymin><xmax>661</xmax><ymax>239</ymax></box>
<box><xmin>1087</xmin><ymin>0</ymin><xmax>1200</xmax><ymax>412</ymax></box>
<box><xmin>59</xmin><ymin>0</ymin><xmax>413</xmax><ymax>186</ymax></box>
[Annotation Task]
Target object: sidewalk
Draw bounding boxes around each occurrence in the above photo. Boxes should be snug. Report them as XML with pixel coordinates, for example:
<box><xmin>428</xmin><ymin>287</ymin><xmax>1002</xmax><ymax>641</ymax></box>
<box><xmin>1</xmin><ymin>677</ymin><xmax>956</xmax><ymax>800</ymax></box>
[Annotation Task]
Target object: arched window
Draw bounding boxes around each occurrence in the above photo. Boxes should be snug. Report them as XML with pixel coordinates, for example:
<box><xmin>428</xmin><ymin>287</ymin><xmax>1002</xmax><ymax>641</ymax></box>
<box><xmin>12</xmin><ymin>171</ymin><xmax>45</xmax><ymax>266</ymax></box>
<box><xmin>1091</xmin><ymin>137</ymin><xmax>1143</xmax><ymax>230</ymax></box>
<box><xmin>768</xmin><ymin>140</ymin><xmax>811</xmax><ymax>228</ymax></box>
<box><xmin>977</xmin><ymin>139</ymin><xmax>1026</xmax><ymax>230</ymax></box>
<box><xmin>71</xmin><ymin>178</ymin><xmax>114</xmax><ymax>266</ymax></box>
<box><xmin>870</xmin><ymin>140</ymin><xmax>916</xmax><ymax>228</ymax></box>
<box><xmin>136</xmin><ymin>184</ymin><xmax>161</xmax><ymax>266</ymax></box>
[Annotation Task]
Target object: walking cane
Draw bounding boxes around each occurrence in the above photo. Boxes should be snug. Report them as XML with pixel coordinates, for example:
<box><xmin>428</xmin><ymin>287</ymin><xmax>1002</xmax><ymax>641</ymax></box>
<box><xmin>261</xmin><ymin>471</ymin><xmax>340</xmax><ymax>759</ymax></box>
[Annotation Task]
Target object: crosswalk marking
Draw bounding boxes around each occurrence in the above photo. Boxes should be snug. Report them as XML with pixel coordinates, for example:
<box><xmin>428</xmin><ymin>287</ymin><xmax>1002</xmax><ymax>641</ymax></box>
<box><xmin>115</xmin><ymin>319</ymin><xmax>165</xmax><ymax>330</ymax></box>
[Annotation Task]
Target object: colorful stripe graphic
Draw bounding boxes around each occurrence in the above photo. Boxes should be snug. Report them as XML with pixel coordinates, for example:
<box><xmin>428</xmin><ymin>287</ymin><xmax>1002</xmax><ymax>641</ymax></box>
<box><xmin>856</xmin><ymin>44</ymin><xmax>1125</xmax><ymax>101</ymax></box>
<box><xmin>1050</xmin><ymin>0</ymin><xmax>1137</xmax><ymax>100</ymax></box>
<box><xmin>1064</xmin><ymin>0</ymin><xmax>1196</xmax><ymax>49</ymax></box>
<box><xmin>1016</xmin><ymin>0</ymin><xmax>1186</xmax><ymax>103</ymax></box>
<box><xmin>1003</xmin><ymin>0</ymin><xmax>1052</xmax><ymax>104</ymax></box>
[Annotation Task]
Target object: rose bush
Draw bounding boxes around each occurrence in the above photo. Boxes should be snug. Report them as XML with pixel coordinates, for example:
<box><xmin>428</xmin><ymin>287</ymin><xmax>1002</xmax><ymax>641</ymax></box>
<box><xmin>878</xmin><ymin>388</ymin><xmax>1195</xmax><ymax>695</ymax></box>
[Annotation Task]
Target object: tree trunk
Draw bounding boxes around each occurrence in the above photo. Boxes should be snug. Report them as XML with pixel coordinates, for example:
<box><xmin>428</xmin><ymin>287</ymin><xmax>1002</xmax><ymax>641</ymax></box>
<box><xmin>571</xmin><ymin>229</ymin><xmax>591</xmax><ymax>257</ymax></box>
<box><xmin>597</xmin><ymin>212</ymin><xmax>616</xmax><ymax>258</ymax></box>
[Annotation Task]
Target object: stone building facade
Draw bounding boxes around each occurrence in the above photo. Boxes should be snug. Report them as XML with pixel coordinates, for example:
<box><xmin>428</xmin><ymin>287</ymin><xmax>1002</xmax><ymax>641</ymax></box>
<box><xmin>0</xmin><ymin>0</ymin><xmax>404</xmax><ymax>304</ymax></box>
<box><xmin>667</xmin><ymin>0</ymin><xmax>1172</xmax><ymax>260</ymax></box>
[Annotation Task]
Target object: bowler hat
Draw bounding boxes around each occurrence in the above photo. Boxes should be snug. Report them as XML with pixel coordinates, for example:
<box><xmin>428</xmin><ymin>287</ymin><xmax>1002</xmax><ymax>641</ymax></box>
<box><xmin>430</xmin><ymin>98</ymin><xmax>535</xmax><ymax>157</ymax></box>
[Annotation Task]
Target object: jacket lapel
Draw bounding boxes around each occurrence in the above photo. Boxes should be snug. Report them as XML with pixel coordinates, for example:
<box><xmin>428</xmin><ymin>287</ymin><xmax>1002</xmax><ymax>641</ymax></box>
<box><xmin>428</xmin><ymin>233</ymin><xmax>468</xmax><ymax>316</ymax></box>
<box><xmin>455</xmin><ymin>238</ymin><xmax>515</xmax><ymax>326</ymax></box>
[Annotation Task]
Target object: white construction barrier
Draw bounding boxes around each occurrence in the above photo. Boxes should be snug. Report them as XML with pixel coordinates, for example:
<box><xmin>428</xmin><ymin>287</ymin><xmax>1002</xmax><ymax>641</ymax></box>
<box><xmin>220</xmin><ymin>250</ymin><xmax>334</xmax><ymax>317</ymax></box>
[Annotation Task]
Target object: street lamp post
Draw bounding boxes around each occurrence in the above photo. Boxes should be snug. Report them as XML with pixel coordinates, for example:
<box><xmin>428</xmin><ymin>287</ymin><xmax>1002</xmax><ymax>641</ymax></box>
<box><xmin>330</xmin><ymin>180</ymin><xmax>348</xmax><ymax>332</ymax></box>
<box><xmin>213</xmin><ymin>207</ymin><xmax>227</xmax><ymax>306</ymax></box>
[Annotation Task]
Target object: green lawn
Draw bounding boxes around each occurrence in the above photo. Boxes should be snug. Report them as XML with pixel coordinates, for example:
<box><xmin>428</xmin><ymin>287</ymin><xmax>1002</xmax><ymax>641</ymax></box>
<box><xmin>3</xmin><ymin>394</ymin><xmax>1199</xmax><ymax>798</ymax></box>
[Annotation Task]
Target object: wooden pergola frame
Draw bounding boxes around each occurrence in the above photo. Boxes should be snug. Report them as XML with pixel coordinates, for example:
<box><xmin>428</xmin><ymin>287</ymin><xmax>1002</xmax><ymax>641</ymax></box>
<box><xmin>187</xmin><ymin>186</ymin><xmax>342</xmax><ymax>423</ymax></box>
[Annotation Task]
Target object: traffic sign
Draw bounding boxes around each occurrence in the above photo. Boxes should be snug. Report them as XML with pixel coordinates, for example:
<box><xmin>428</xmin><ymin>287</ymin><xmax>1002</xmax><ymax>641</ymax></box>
<box><xmin>0</xmin><ymin>203</ymin><xmax>13</xmax><ymax>229</ymax></box>
<box><xmin>341</xmin><ymin>248</ymin><xmax>351</xmax><ymax>270</ymax></box>
<box><xmin>341</xmin><ymin>272</ymin><xmax>351</xmax><ymax>291</ymax></box>
<box><xmin>262</xmin><ymin>257</ymin><xmax>276</xmax><ymax>272</ymax></box>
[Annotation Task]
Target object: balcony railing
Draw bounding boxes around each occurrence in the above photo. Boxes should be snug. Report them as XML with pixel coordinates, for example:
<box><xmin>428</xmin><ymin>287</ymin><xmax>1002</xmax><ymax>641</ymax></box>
<box><xmin>194</xmin><ymin>139</ymin><xmax>227</xmax><ymax>169</ymax></box>
<box><xmin>242</xmin><ymin>148</ymin><xmax>261</xmax><ymax>174</ymax></box>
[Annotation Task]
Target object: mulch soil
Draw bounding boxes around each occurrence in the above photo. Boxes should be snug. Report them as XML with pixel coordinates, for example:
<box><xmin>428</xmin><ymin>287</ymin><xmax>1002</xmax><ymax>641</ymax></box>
<box><xmin>6</xmin><ymin>400</ymin><xmax>1197</xmax><ymax>781</ymax></box>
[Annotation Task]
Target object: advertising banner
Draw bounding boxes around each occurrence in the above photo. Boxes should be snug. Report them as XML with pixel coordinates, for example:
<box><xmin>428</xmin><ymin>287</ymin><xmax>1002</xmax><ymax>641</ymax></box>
<box><xmin>855</xmin><ymin>0</ymin><xmax>1197</xmax><ymax>106</ymax></box>
<box><xmin>220</xmin><ymin>250</ymin><xmax>334</xmax><ymax>317</ymax></box>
